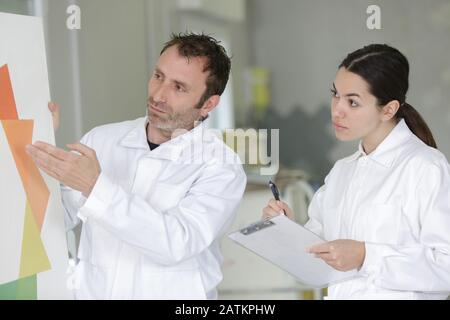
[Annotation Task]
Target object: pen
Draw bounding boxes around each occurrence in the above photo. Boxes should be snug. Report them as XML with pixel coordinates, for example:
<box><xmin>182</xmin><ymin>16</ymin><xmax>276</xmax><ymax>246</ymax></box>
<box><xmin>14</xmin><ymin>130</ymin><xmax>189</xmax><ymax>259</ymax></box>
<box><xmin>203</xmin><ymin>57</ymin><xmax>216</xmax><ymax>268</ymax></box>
<box><xmin>268</xmin><ymin>180</ymin><xmax>286</xmax><ymax>216</ymax></box>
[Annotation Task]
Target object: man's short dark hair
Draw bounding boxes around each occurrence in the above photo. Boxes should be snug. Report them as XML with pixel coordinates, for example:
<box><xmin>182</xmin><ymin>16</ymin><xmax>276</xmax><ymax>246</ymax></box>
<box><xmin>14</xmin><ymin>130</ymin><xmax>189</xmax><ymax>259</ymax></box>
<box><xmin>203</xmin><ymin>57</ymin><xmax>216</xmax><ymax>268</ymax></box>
<box><xmin>160</xmin><ymin>32</ymin><xmax>231</xmax><ymax>108</ymax></box>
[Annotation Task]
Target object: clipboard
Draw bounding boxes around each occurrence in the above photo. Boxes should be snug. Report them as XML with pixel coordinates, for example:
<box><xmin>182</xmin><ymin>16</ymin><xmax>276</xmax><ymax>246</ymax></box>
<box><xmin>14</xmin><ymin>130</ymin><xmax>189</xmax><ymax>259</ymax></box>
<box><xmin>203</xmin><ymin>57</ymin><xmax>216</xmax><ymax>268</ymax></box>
<box><xmin>228</xmin><ymin>215</ymin><xmax>359</xmax><ymax>288</ymax></box>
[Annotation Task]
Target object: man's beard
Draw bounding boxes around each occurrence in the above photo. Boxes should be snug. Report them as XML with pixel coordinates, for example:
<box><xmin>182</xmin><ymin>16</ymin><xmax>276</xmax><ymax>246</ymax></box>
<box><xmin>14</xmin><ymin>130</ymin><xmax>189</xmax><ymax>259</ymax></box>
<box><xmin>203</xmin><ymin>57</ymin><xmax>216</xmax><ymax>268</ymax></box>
<box><xmin>147</xmin><ymin>97</ymin><xmax>202</xmax><ymax>132</ymax></box>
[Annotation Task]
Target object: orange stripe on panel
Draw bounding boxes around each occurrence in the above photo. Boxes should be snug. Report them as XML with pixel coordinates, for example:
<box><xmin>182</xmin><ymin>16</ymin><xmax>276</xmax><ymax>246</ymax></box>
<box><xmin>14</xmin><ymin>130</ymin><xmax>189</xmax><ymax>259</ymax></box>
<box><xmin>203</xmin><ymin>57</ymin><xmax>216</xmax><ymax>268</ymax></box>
<box><xmin>0</xmin><ymin>64</ymin><xmax>19</xmax><ymax>120</ymax></box>
<box><xmin>1</xmin><ymin>120</ymin><xmax>50</xmax><ymax>231</ymax></box>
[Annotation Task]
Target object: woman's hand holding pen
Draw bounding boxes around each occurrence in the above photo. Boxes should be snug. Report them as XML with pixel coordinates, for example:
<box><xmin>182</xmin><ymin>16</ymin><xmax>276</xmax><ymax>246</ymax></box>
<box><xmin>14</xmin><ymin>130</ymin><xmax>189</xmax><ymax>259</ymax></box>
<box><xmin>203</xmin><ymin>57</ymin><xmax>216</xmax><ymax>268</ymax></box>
<box><xmin>262</xmin><ymin>199</ymin><xmax>295</xmax><ymax>220</ymax></box>
<box><xmin>308</xmin><ymin>239</ymin><xmax>366</xmax><ymax>272</ymax></box>
<box><xmin>262</xmin><ymin>198</ymin><xmax>365</xmax><ymax>272</ymax></box>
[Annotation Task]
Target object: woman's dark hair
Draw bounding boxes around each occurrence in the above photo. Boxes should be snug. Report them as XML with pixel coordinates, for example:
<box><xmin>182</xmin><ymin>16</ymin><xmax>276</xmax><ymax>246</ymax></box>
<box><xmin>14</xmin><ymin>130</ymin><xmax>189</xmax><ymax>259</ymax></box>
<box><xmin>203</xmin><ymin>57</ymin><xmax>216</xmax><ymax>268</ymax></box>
<box><xmin>339</xmin><ymin>44</ymin><xmax>437</xmax><ymax>148</ymax></box>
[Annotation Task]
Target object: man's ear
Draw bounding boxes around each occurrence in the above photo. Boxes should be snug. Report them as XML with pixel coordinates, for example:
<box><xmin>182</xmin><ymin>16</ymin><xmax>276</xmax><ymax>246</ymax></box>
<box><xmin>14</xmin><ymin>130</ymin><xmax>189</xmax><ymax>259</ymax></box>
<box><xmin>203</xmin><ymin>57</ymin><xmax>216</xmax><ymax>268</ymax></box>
<box><xmin>382</xmin><ymin>100</ymin><xmax>400</xmax><ymax>121</ymax></box>
<box><xmin>200</xmin><ymin>95</ymin><xmax>220</xmax><ymax>118</ymax></box>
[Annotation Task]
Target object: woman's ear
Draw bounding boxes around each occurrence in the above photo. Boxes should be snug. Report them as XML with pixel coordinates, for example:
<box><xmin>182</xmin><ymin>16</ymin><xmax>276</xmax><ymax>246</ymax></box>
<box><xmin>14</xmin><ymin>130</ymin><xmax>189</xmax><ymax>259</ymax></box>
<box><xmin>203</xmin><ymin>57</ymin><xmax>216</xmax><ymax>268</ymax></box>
<box><xmin>381</xmin><ymin>100</ymin><xmax>400</xmax><ymax>121</ymax></box>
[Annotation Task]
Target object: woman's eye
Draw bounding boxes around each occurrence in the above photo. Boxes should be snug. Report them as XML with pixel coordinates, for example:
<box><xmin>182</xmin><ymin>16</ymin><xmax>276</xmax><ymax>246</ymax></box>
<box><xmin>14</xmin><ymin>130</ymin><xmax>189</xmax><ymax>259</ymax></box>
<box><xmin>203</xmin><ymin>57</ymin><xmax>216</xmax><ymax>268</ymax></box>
<box><xmin>154</xmin><ymin>73</ymin><xmax>162</xmax><ymax>80</ymax></box>
<box><xmin>330</xmin><ymin>89</ymin><xmax>339</xmax><ymax>98</ymax></box>
<box><xmin>349</xmin><ymin>99</ymin><xmax>359</xmax><ymax>107</ymax></box>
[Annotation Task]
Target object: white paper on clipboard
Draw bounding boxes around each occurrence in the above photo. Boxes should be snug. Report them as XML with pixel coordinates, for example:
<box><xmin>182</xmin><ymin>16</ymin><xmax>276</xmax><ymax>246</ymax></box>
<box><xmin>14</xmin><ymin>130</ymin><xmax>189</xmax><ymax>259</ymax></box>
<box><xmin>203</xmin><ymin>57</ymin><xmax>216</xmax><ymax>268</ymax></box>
<box><xmin>228</xmin><ymin>215</ymin><xmax>359</xmax><ymax>288</ymax></box>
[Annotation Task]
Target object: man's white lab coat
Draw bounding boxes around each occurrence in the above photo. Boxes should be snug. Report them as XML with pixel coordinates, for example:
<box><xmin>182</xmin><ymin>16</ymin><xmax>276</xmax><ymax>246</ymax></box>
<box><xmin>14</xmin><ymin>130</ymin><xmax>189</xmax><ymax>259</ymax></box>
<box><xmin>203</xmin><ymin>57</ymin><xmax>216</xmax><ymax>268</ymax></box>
<box><xmin>306</xmin><ymin>119</ymin><xmax>450</xmax><ymax>299</ymax></box>
<box><xmin>62</xmin><ymin>117</ymin><xmax>247</xmax><ymax>299</ymax></box>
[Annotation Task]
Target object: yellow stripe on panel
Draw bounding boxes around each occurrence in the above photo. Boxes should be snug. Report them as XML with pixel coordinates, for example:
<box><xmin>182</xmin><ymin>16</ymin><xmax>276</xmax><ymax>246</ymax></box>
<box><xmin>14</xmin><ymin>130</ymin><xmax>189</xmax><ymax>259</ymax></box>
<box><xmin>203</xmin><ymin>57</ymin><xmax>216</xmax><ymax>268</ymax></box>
<box><xmin>18</xmin><ymin>201</ymin><xmax>51</xmax><ymax>279</ymax></box>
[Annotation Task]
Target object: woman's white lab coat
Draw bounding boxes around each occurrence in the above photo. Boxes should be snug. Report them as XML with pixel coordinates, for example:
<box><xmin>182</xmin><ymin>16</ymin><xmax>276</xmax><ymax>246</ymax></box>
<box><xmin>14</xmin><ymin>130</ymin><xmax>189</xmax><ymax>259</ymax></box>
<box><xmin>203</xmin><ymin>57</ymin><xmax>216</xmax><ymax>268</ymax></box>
<box><xmin>306</xmin><ymin>119</ymin><xmax>450</xmax><ymax>299</ymax></box>
<box><xmin>61</xmin><ymin>117</ymin><xmax>246</xmax><ymax>299</ymax></box>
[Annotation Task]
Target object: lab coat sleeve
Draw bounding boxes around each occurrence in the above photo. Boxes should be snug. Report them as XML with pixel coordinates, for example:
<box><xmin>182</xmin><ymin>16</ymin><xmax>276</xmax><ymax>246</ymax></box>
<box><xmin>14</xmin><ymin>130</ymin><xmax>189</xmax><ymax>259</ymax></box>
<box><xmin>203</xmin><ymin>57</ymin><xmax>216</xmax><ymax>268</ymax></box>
<box><xmin>360</xmin><ymin>161</ymin><xmax>450</xmax><ymax>292</ymax></box>
<box><xmin>76</xmin><ymin>162</ymin><xmax>247</xmax><ymax>266</ymax></box>
<box><xmin>304</xmin><ymin>177</ymin><xmax>328</xmax><ymax>238</ymax></box>
<box><xmin>61</xmin><ymin>184</ymin><xmax>85</xmax><ymax>231</ymax></box>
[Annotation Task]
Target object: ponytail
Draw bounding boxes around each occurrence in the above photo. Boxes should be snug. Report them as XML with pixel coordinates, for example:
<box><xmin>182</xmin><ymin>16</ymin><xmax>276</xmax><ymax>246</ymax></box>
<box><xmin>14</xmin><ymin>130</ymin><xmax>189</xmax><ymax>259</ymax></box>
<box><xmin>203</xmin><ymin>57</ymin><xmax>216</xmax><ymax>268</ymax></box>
<box><xmin>397</xmin><ymin>103</ymin><xmax>437</xmax><ymax>149</ymax></box>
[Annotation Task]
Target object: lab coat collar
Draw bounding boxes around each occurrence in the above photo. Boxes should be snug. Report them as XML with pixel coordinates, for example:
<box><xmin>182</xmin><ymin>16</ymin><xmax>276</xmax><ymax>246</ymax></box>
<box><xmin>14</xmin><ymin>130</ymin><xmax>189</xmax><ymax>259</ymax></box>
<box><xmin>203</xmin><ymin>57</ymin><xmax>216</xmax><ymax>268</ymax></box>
<box><xmin>119</xmin><ymin>116</ymin><xmax>210</xmax><ymax>161</ymax></box>
<box><xmin>119</xmin><ymin>117</ymin><xmax>149</xmax><ymax>150</ymax></box>
<box><xmin>345</xmin><ymin>119</ymin><xmax>413</xmax><ymax>168</ymax></box>
<box><xmin>345</xmin><ymin>147</ymin><xmax>365</xmax><ymax>163</ymax></box>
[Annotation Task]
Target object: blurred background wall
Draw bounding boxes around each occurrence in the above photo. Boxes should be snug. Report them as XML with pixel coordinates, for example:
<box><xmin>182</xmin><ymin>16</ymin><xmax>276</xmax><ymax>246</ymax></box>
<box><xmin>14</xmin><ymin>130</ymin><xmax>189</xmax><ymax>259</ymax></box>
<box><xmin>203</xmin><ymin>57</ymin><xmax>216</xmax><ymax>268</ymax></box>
<box><xmin>2</xmin><ymin>0</ymin><xmax>448</xmax><ymax>179</ymax></box>
<box><xmin>247</xmin><ymin>0</ymin><xmax>450</xmax><ymax>179</ymax></box>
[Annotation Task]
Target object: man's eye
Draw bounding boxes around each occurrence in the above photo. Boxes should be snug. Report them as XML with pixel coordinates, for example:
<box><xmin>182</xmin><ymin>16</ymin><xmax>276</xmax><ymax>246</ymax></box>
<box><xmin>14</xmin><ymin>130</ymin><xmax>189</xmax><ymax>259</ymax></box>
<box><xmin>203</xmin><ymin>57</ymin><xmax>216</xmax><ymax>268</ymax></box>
<box><xmin>330</xmin><ymin>89</ymin><xmax>339</xmax><ymax>98</ymax></box>
<box><xmin>154</xmin><ymin>73</ymin><xmax>162</xmax><ymax>80</ymax></box>
<box><xmin>175</xmin><ymin>85</ymin><xmax>185</xmax><ymax>92</ymax></box>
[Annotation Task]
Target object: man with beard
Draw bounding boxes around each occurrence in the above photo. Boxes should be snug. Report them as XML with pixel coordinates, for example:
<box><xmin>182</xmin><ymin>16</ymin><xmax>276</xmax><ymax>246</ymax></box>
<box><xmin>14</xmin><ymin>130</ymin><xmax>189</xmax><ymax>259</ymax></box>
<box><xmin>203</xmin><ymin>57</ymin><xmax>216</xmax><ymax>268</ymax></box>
<box><xmin>26</xmin><ymin>32</ymin><xmax>247</xmax><ymax>299</ymax></box>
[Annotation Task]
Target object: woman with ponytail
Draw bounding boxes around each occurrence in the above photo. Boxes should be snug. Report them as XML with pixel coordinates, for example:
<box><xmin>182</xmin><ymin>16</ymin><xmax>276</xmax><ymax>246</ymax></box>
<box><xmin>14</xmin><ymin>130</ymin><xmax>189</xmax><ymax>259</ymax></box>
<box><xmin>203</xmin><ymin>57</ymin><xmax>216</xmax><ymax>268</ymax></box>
<box><xmin>263</xmin><ymin>44</ymin><xmax>450</xmax><ymax>299</ymax></box>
